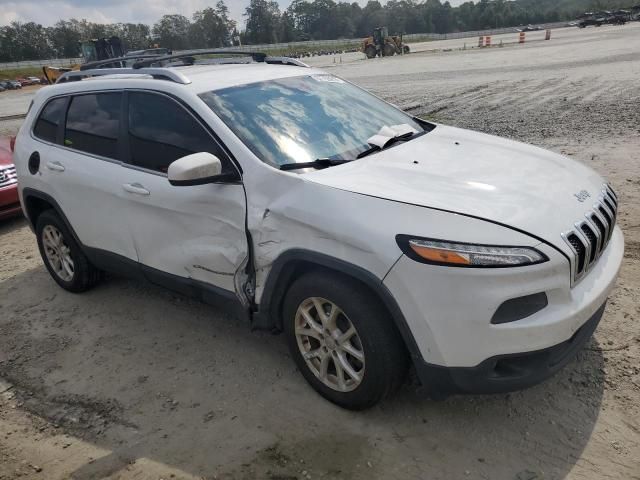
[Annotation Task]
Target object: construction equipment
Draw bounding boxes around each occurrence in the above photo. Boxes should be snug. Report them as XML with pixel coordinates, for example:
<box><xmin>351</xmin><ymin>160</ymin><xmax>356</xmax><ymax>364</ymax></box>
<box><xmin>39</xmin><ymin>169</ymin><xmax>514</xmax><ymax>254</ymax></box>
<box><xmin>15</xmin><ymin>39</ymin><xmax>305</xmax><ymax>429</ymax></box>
<box><xmin>43</xmin><ymin>37</ymin><xmax>150</xmax><ymax>84</ymax></box>
<box><xmin>362</xmin><ymin>27</ymin><xmax>410</xmax><ymax>59</ymax></box>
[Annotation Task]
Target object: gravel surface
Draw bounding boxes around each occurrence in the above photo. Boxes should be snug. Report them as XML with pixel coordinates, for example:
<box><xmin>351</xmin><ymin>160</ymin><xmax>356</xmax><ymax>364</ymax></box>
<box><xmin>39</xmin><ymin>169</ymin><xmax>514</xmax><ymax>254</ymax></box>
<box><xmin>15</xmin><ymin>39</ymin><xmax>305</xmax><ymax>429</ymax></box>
<box><xmin>0</xmin><ymin>24</ymin><xmax>639</xmax><ymax>480</ymax></box>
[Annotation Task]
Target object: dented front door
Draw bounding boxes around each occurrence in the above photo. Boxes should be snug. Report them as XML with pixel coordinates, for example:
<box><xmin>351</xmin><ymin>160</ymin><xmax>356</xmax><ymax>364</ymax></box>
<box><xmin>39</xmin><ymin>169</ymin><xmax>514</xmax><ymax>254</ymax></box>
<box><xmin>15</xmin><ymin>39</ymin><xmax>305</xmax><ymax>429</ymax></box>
<box><xmin>122</xmin><ymin>168</ymin><xmax>248</xmax><ymax>294</ymax></box>
<box><xmin>120</xmin><ymin>90</ymin><xmax>247</xmax><ymax>296</ymax></box>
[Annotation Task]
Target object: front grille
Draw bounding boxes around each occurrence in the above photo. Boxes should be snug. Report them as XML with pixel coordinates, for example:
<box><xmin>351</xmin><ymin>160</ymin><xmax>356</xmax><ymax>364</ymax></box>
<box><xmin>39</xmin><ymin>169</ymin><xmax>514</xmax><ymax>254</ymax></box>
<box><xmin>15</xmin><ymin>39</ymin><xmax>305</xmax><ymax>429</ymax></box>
<box><xmin>0</xmin><ymin>165</ymin><xmax>17</xmax><ymax>187</ymax></box>
<box><xmin>562</xmin><ymin>184</ymin><xmax>618</xmax><ymax>285</ymax></box>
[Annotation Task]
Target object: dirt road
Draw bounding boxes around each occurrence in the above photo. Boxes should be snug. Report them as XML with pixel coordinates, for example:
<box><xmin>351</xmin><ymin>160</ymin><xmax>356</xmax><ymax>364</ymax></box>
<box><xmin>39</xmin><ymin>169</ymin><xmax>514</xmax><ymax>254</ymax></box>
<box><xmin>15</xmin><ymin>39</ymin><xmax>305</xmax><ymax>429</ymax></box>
<box><xmin>1</xmin><ymin>24</ymin><xmax>639</xmax><ymax>480</ymax></box>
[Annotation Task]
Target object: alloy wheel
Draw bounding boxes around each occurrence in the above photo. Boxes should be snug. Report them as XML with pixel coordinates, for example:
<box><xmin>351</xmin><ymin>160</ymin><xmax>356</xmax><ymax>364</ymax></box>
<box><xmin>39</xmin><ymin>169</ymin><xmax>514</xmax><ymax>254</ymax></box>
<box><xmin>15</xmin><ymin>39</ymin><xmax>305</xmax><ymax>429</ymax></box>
<box><xmin>294</xmin><ymin>297</ymin><xmax>365</xmax><ymax>392</ymax></box>
<box><xmin>42</xmin><ymin>224</ymin><xmax>74</xmax><ymax>282</ymax></box>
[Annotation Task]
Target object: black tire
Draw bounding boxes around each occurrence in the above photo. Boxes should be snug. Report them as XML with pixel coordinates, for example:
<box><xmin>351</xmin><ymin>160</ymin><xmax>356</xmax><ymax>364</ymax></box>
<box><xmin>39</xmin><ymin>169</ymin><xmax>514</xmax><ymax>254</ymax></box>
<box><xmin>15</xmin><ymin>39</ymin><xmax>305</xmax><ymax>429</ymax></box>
<box><xmin>283</xmin><ymin>271</ymin><xmax>408</xmax><ymax>410</ymax></box>
<box><xmin>403</xmin><ymin>45</ymin><xmax>410</xmax><ymax>54</ymax></box>
<box><xmin>364</xmin><ymin>45</ymin><xmax>377</xmax><ymax>59</ymax></box>
<box><xmin>383</xmin><ymin>43</ymin><xmax>396</xmax><ymax>57</ymax></box>
<box><xmin>35</xmin><ymin>209</ymin><xmax>102</xmax><ymax>292</ymax></box>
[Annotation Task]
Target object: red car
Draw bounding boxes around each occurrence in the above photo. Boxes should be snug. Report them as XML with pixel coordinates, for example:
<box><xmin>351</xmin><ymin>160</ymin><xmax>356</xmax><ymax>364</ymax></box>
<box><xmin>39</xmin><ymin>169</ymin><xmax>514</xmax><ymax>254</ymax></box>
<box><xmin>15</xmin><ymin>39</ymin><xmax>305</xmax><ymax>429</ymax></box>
<box><xmin>0</xmin><ymin>136</ymin><xmax>21</xmax><ymax>220</ymax></box>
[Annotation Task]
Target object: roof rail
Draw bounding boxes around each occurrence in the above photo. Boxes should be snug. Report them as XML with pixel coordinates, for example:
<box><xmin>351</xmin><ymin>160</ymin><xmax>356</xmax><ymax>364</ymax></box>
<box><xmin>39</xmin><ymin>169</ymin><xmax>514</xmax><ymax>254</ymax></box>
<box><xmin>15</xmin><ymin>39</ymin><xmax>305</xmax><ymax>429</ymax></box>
<box><xmin>80</xmin><ymin>54</ymin><xmax>171</xmax><ymax>71</ymax></box>
<box><xmin>263</xmin><ymin>56</ymin><xmax>309</xmax><ymax>68</ymax></box>
<box><xmin>132</xmin><ymin>48</ymin><xmax>266</xmax><ymax>68</ymax></box>
<box><xmin>56</xmin><ymin>68</ymin><xmax>191</xmax><ymax>85</ymax></box>
<box><xmin>132</xmin><ymin>48</ymin><xmax>309</xmax><ymax>69</ymax></box>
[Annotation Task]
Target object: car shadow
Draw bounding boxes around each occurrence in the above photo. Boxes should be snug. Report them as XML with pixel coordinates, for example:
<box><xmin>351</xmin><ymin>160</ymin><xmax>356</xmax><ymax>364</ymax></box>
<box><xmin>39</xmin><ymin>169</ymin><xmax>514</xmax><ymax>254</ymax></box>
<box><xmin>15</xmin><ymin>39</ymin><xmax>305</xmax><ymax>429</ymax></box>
<box><xmin>0</xmin><ymin>214</ymin><xmax>26</xmax><ymax>233</ymax></box>
<box><xmin>0</xmin><ymin>265</ymin><xmax>605</xmax><ymax>480</ymax></box>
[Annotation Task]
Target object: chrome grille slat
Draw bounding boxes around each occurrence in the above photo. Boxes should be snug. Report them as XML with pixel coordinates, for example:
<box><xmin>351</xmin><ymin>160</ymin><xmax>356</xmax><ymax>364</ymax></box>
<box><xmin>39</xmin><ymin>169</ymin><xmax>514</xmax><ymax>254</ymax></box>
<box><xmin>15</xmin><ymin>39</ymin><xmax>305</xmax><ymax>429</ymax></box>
<box><xmin>605</xmin><ymin>184</ymin><xmax>618</xmax><ymax>204</ymax></box>
<box><xmin>598</xmin><ymin>199</ymin><xmax>616</xmax><ymax>241</ymax></box>
<box><xmin>592</xmin><ymin>208</ymin><xmax>610</xmax><ymax>244</ymax></box>
<box><xmin>579</xmin><ymin>223</ymin><xmax>597</xmax><ymax>263</ymax></box>
<box><xmin>0</xmin><ymin>165</ymin><xmax>17</xmax><ymax>187</ymax></box>
<box><xmin>562</xmin><ymin>183</ymin><xmax>617</xmax><ymax>286</ymax></box>
<box><xmin>586</xmin><ymin>214</ymin><xmax>605</xmax><ymax>255</ymax></box>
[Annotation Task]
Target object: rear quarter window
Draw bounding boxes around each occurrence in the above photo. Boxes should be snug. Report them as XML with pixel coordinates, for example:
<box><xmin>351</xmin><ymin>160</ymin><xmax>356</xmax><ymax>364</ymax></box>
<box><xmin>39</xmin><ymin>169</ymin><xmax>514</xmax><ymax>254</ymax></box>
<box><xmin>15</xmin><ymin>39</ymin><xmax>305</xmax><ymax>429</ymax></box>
<box><xmin>33</xmin><ymin>97</ymin><xmax>67</xmax><ymax>143</ymax></box>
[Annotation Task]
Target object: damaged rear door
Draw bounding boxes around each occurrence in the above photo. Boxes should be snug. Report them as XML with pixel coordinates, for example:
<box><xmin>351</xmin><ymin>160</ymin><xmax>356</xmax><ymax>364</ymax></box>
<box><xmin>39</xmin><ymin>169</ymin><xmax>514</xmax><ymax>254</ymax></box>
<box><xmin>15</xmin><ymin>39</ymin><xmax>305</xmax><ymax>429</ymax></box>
<box><xmin>121</xmin><ymin>90</ymin><xmax>248</xmax><ymax>297</ymax></box>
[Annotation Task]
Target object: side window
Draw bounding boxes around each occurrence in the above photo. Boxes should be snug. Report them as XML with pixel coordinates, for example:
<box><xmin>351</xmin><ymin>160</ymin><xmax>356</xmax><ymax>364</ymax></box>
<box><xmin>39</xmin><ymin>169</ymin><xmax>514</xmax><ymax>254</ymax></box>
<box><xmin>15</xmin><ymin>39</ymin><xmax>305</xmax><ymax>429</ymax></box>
<box><xmin>128</xmin><ymin>92</ymin><xmax>226</xmax><ymax>173</ymax></box>
<box><xmin>65</xmin><ymin>93</ymin><xmax>121</xmax><ymax>159</ymax></box>
<box><xmin>33</xmin><ymin>97</ymin><xmax>67</xmax><ymax>143</ymax></box>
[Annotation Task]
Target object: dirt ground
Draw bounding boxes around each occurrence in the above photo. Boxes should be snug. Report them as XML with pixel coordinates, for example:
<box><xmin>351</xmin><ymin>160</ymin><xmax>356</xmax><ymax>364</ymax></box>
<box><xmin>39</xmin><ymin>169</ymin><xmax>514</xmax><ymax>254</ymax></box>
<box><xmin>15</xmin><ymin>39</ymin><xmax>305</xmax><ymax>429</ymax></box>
<box><xmin>1</xmin><ymin>24</ymin><xmax>639</xmax><ymax>480</ymax></box>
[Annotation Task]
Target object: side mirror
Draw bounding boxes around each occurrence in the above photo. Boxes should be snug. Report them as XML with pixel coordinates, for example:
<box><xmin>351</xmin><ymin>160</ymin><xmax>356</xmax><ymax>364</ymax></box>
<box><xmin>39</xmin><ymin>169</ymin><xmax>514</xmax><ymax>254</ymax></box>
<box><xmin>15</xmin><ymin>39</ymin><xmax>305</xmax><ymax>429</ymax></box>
<box><xmin>168</xmin><ymin>152</ymin><xmax>234</xmax><ymax>186</ymax></box>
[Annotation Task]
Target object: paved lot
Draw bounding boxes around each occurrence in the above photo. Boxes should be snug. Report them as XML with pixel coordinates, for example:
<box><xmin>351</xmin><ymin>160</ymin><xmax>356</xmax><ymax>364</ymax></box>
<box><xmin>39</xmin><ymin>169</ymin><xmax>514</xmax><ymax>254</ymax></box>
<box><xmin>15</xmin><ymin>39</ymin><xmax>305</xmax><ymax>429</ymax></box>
<box><xmin>0</xmin><ymin>23</ymin><xmax>639</xmax><ymax>480</ymax></box>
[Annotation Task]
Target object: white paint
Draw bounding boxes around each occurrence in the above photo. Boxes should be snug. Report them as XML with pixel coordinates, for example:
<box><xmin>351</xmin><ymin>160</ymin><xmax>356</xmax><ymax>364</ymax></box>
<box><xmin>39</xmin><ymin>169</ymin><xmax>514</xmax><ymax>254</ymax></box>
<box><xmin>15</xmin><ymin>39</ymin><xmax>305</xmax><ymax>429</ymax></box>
<box><xmin>168</xmin><ymin>152</ymin><xmax>222</xmax><ymax>182</ymax></box>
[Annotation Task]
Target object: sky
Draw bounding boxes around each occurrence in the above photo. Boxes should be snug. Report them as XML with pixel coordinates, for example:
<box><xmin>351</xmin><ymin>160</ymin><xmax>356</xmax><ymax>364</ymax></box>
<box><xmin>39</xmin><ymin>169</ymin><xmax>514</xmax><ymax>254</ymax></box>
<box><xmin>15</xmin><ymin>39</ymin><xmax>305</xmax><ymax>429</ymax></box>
<box><xmin>0</xmin><ymin>0</ymin><xmax>468</xmax><ymax>28</ymax></box>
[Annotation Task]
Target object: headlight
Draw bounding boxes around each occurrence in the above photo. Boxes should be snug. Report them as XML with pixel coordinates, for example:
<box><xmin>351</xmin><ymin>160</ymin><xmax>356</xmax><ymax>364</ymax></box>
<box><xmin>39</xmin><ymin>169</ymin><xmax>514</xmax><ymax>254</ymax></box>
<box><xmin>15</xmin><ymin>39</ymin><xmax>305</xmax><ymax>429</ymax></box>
<box><xmin>396</xmin><ymin>235</ymin><xmax>548</xmax><ymax>268</ymax></box>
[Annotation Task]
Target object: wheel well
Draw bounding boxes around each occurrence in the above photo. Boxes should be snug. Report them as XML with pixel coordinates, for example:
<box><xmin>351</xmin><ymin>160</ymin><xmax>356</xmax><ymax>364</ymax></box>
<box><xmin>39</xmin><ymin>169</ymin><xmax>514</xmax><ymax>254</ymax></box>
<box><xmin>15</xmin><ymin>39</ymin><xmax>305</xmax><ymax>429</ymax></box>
<box><xmin>258</xmin><ymin>254</ymin><xmax>418</xmax><ymax>364</ymax></box>
<box><xmin>24</xmin><ymin>195</ymin><xmax>54</xmax><ymax>228</ymax></box>
<box><xmin>266</xmin><ymin>260</ymin><xmax>329</xmax><ymax>330</ymax></box>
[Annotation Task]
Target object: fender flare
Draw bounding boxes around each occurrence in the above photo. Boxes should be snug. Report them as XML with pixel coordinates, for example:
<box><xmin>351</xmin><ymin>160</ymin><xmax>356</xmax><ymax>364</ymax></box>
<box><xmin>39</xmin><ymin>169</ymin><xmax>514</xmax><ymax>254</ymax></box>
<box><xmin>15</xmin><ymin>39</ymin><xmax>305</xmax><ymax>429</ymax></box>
<box><xmin>254</xmin><ymin>249</ymin><xmax>425</xmax><ymax>365</ymax></box>
<box><xmin>21</xmin><ymin>188</ymin><xmax>83</xmax><ymax>246</ymax></box>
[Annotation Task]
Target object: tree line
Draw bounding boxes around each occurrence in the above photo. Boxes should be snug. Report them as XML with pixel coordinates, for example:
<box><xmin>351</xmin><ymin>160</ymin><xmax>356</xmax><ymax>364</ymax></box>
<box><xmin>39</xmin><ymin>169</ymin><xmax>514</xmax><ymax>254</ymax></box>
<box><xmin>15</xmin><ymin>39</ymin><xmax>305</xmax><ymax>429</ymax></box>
<box><xmin>0</xmin><ymin>0</ymin><xmax>637</xmax><ymax>62</ymax></box>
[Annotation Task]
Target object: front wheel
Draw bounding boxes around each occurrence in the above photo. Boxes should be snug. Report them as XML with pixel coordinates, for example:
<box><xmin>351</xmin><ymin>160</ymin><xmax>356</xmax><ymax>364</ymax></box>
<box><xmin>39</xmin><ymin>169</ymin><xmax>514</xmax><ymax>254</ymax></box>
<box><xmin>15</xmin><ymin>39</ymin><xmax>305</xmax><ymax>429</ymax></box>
<box><xmin>364</xmin><ymin>45</ymin><xmax>377</xmax><ymax>59</ymax></box>
<box><xmin>283</xmin><ymin>272</ymin><xmax>408</xmax><ymax>410</ymax></box>
<box><xmin>383</xmin><ymin>43</ymin><xmax>396</xmax><ymax>57</ymax></box>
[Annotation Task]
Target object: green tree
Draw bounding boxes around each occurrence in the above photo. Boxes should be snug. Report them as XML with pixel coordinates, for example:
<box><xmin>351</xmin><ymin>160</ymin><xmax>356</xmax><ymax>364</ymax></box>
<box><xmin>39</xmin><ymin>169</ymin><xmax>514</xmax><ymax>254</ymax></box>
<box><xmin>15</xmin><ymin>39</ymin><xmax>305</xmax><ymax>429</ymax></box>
<box><xmin>152</xmin><ymin>14</ymin><xmax>191</xmax><ymax>50</ymax></box>
<box><xmin>0</xmin><ymin>22</ymin><xmax>52</xmax><ymax>61</ymax></box>
<box><xmin>47</xmin><ymin>20</ymin><xmax>81</xmax><ymax>57</ymax></box>
<box><xmin>114</xmin><ymin>23</ymin><xmax>151</xmax><ymax>50</ymax></box>
<box><xmin>244</xmin><ymin>0</ymin><xmax>282</xmax><ymax>44</ymax></box>
<box><xmin>189</xmin><ymin>2</ymin><xmax>236</xmax><ymax>48</ymax></box>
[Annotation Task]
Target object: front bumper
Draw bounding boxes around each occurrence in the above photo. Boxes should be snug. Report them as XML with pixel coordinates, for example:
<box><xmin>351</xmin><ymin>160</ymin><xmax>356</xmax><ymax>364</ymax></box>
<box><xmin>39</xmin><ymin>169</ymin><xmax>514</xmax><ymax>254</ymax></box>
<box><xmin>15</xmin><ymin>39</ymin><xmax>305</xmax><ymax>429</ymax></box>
<box><xmin>416</xmin><ymin>302</ymin><xmax>605</xmax><ymax>395</ymax></box>
<box><xmin>384</xmin><ymin>226</ymin><xmax>623</xmax><ymax>370</ymax></box>
<box><xmin>0</xmin><ymin>184</ymin><xmax>21</xmax><ymax>220</ymax></box>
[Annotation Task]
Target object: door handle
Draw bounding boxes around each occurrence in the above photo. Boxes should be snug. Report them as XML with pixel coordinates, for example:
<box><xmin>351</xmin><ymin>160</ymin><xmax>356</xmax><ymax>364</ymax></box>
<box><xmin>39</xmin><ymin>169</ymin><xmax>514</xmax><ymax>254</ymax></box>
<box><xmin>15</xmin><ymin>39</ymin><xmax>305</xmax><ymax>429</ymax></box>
<box><xmin>46</xmin><ymin>161</ymin><xmax>65</xmax><ymax>172</ymax></box>
<box><xmin>123</xmin><ymin>183</ymin><xmax>150</xmax><ymax>196</ymax></box>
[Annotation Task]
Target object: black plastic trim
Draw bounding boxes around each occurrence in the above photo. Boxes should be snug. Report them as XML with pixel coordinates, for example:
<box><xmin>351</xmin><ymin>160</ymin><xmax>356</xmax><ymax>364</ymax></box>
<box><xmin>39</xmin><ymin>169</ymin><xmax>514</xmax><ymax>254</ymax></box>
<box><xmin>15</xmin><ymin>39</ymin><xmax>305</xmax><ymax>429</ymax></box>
<box><xmin>416</xmin><ymin>302</ymin><xmax>606</xmax><ymax>396</ymax></box>
<box><xmin>255</xmin><ymin>249</ymin><xmax>426</xmax><ymax>365</ymax></box>
<box><xmin>169</xmin><ymin>172</ymin><xmax>241</xmax><ymax>186</ymax></box>
<box><xmin>84</xmin><ymin>247</ymin><xmax>247</xmax><ymax>319</ymax></box>
<box><xmin>395</xmin><ymin>234</ymin><xmax>549</xmax><ymax>269</ymax></box>
<box><xmin>491</xmin><ymin>292</ymin><xmax>548</xmax><ymax>324</ymax></box>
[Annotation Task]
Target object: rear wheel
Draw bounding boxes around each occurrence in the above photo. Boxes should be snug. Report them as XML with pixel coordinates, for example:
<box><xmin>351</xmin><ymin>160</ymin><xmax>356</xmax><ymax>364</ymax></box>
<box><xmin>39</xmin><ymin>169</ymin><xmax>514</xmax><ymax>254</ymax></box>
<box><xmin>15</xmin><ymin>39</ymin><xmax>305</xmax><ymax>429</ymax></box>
<box><xmin>36</xmin><ymin>210</ymin><xmax>102</xmax><ymax>292</ymax></box>
<box><xmin>283</xmin><ymin>272</ymin><xmax>408</xmax><ymax>410</ymax></box>
<box><xmin>403</xmin><ymin>45</ymin><xmax>410</xmax><ymax>54</ymax></box>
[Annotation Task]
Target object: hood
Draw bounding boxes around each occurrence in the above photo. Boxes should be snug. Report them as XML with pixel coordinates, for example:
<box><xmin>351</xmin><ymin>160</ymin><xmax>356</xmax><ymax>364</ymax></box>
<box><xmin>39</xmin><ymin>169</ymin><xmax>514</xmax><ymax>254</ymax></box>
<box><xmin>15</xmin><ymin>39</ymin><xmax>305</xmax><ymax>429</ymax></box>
<box><xmin>305</xmin><ymin>125</ymin><xmax>607</xmax><ymax>249</ymax></box>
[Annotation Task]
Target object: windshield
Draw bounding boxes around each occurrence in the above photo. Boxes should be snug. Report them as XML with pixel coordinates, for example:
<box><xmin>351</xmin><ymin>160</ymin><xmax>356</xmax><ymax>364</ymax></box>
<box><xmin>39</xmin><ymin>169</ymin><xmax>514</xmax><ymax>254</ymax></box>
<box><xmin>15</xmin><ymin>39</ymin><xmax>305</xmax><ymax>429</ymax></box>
<box><xmin>199</xmin><ymin>74</ymin><xmax>423</xmax><ymax>168</ymax></box>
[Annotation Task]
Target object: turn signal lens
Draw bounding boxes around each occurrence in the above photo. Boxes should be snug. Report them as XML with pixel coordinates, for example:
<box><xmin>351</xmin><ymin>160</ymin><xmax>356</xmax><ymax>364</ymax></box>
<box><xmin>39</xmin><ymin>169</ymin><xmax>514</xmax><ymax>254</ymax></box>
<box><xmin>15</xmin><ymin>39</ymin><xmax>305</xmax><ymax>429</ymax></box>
<box><xmin>397</xmin><ymin>236</ymin><xmax>548</xmax><ymax>268</ymax></box>
<box><xmin>409</xmin><ymin>244</ymin><xmax>471</xmax><ymax>265</ymax></box>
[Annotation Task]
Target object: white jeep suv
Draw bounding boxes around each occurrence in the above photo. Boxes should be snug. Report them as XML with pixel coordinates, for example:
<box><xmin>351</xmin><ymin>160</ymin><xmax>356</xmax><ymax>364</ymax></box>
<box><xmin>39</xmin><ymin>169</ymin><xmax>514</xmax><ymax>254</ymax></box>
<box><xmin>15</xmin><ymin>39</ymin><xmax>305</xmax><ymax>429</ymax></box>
<box><xmin>14</xmin><ymin>54</ymin><xmax>624</xmax><ymax>410</ymax></box>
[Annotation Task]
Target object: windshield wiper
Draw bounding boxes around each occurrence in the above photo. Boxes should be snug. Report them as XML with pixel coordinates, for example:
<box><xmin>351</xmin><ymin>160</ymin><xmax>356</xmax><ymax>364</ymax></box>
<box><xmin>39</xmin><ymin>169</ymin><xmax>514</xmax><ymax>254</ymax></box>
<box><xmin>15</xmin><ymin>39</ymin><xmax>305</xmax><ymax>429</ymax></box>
<box><xmin>280</xmin><ymin>127</ymin><xmax>424</xmax><ymax>169</ymax></box>
<box><xmin>356</xmin><ymin>145</ymin><xmax>380</xmax><ymax>159</ymax></box>
<box><xmin>279</xmin><ymin>158</ymin><xmax>354</xmax><ymax>171</ymax></box>
<box><xmin>357</xmin><ymin>131</ymin><xmax>419</xmax><ymax>159</ymax></box>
